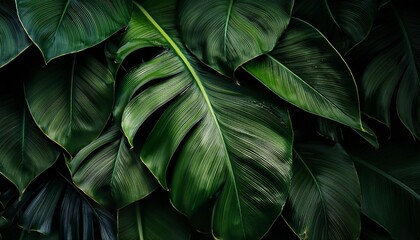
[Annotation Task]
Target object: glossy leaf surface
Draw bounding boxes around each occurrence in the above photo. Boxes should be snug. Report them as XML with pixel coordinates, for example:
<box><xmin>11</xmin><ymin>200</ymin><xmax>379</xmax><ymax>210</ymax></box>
<box><xmin>24</xmin><ymin>53</ymin><xmax>114</xmax><ymax>155</ymax></box>
<box><xmin>283</xmin><ymin>143</ymin><xmax>361</xmax><ymax>240</ymax></box>
<box><xmin>244</xmin><ymin>18</ymin><xmax>363</xmax><ymax>131</ymax></box>
<box><xmin>348</xmin><ymin>2</ymin><xmax>420</xmax><ymax>138</ymax></box>
<box><xmin>0</xmin><ymin>83</ymin><xmax>59</xmax><ymax>193</ymax></box>
<box><xmin>69</xmin><ymin>124</ymin><xmax>157</xmax><ymax>209</ymax></box>
<box><xmin>350</xmin><ymin>143</ymin><xmax>420</xmax><ymax>239</ymax></box>
<box><xmin>178</xmin><ymin>0</ymin><xmax>293</xmax><ymax>75</ymax></box>
<box><xmin>0</xmin><ymin>0</ymin><xmax>31</xmax><ymax>68</ymax></box>
<box><xmin>15</xmin><ymin>0</ymin><xmax>132</xmax><ymax>62</ymax></box>
<box><xmin>114</xmin><ymin>1</ymin><xmax>294</xmax><ymax>239</ymax></box>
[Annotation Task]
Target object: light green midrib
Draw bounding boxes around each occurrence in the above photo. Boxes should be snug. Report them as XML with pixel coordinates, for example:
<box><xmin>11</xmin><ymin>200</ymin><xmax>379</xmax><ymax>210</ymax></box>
<box><xmin>54</xmin><ymin>0</ymin><xmax>72</xmax><ymax>39</ymax></box>
<box><xmin>223</xmin><ymin>0</ymin><xmax>234</xmax><ymax>59</ymax></box>
<box><xmin>295</xmin><ymin>151</ymin><xmax>330</xmax><ymax>235</ymax></box>
<box><xmin>135</xmin><ymin>204</ymin><xmax>144</xmax><ymax>240</ymax></box>
<box><xmin>353</xmin><ymin>157</ymin><xmax>420</xmax><ymax>200</ymax></box>
<box><xmin>135</xmin><ymin>3</ymin><xmax>246</xmax><ymax>236</ymax></box>
<box><xmin>69</xmin><ymin>55</ymin><xmax>76</xmax><ymax>136</ymax></box>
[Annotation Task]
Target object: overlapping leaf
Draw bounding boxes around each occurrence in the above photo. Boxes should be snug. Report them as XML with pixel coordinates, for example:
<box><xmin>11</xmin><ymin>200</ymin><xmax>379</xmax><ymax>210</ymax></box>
<box><xmin>15</xmin><ymin>0</ymin><xmax>132</xmax><ymax>62</ymax></box>
<box><xmin>0</xmin><ymin>83</ymin><xmax>59</xmax><ymax>193</ymax></box>
<box><xmin>348</xmin><ymin>2</ymin><xmax>420</xmax><ymax>138</ymax></box>
<box><xmin>178</xmin><ymin>0</ymin><xmax>293</xmax><ymax>75</ymax></box>
<box><xmin>283</xmin><ymin>143</ymin><xmax>361</xmax><ymax>240</ymax></box>
<box><xmin>293</xmin><ymin>0</ymin><xmax>378</xmax><ymax>52</ymax></box>
<box><xmin>244</xmin><ymin>18</ymin><xmax>364</xmax><ymax>132</ymax></box>
<box><xmin>24</xmin><ymin>53</ymin><xmax>114</xmax><ymax>155</ymax></box>
<box><xmin>69</xmin><ymin>124</ymin><xmax>157</xmax><ymax>209</ymax></box>
<box><xmin>0</xmin><ymin>0</ymin><xmax>31</xmax><ymax>68</ymax></box>
<box><xmin>113</xmin><ymin>1</ymin><xmax>293</xmax><ymax>239</ymax></box>
<box><xmin>118</xmin><ymin>192</ymin><xmax>190</xmax><ymax>240</ymax></box>
<box><xmin>349</xmin><ymin>142</ymin><xmax>420</xmax><ymax>239</ymax></box>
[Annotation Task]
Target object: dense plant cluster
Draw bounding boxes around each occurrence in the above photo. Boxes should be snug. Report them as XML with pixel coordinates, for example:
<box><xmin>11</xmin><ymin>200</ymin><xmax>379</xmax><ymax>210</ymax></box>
<box><xmin>0</xmin><ymin>0</ymin><xmax>419</xmax><ymax>239</ymax></box>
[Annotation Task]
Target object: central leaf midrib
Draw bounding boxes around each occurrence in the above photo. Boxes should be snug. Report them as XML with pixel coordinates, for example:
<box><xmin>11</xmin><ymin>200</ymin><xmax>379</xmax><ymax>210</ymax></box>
<box><xmin>135</xmin><ymin>3</ymin><xmax>246</xmax><ymax>235</ymax></box>
<box><xmin>68</xmin><ymin>55</ymin><xmax>76</xmax><ymax>135</ymax></box>
<box><xmin>223</xmin><ymin>0</ymin><xmax>234</xmax><ymax>59</ymax></box>
<box><xmin>53</xmin><ymin>0</ymin><xmax>72</xmax><ymax>39</ymax></box>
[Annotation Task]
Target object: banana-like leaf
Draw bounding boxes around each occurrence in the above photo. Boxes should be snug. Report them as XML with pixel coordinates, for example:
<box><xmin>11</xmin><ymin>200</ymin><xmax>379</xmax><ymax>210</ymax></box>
<box><xmin>69</xmin><ymin>124</ymin><xmax>157</xmax><ymax>209</ymax></box>
<box><xmin>347</xmin><ymin>2</ymin><xmax>420</xmax><ymax>138</ymax></box>
<box><xmin>24</xmin><ymin>53</ymin><xmax>114</xmax><ymax>155</ymax></box>
<box><xmin>244</xmin><ymin>18</ymin><xmax>364</xmax><ymax>131</ymax></box>
<box><xmin>114</xmin><ymin>1</ymin><xmax>294</xmax><ymax>239</ymax></box>
<box><xmin>178</xmin><ymin>0</ymin><xmax>293</xmax><ymax>75</ymax></box>
<box><xmin>283</xmin><ymin>143</ymin><xmax>361</xmax><ymax>240</ymax></box>
<box><xmin>118</xmin><ymin>192</ymin><xmax>190</xmax><ymax>240</ymax></box>
<box><xmin>0</xmin><ymin>0</ymin><xmax>31</xmax><ymax>68</ymax></box>
<box><xmin>349</xmin><ymin>142</ymin><xmax>420</xmax><ymax>239</ymax></box>
<box><xmin>19</xmin><ymin>172</ymin><xmax>116</xmax><ymax>240</ymax></box>
<box><xmin>15</xmin><ymin>0</ymin><xmax>132</xmax><ymax>62</ymax></box>
<box><xmin>0</xmin><ymin>83</ymin><xmax>60</xmax><ymax>193</ymax></box>
<box><xmin>293</xmin><ymin>0</ymin><xmax>378</xmax><ymax>52</ymax></box>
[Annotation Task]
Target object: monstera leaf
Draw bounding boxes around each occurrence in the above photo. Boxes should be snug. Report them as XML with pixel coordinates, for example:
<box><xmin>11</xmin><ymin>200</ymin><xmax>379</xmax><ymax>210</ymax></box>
<box><xmin>0</xmin><ymin>82</ymin><xmax>60</xmax><ymax>193</ymax></box>
<box><xmin>0</xmin><ymin>0</ymin><xmax>31</xmax><ymax>68</ymax></box>
<box><xmin>293</xmin><ymin>0</ymin><xmax>378</xmax><ymax>52</ymax></box>
<box><xmin>283</xmin><ymin>143</ymin><xmax>361</xmax><ymax>240</ymax></box>
<box><xmin>349</xmin><ymin>142</ymin><xmax>420</xmax><ymax>239</ymax></box>
<box><xmin>112</xmin><ymin>1</ymin><xmax>293</xmax><ymax>239</ymax></box>
<box><xmin>24</xmin><ymin>53</ymin><xmax>114</xmax><ymax>155</ymax></box>
<box><xmin>15</xmin><ymin>0</ymin><xmax>132</xmax><ymax>62</ymax></box>
<box><xmin>18</xmin><ymin>172</ymin><xmax>116</xmax><ymax>240</ymax></box>
<box><xmin>348</xmin><ymin>2</ymin><xmax>420</xmax><ymax>138</ymax></box>
<box><xmin>244</xmin><ymin>18</ymin><xmax>364</xmax><ymax>132</ymax></box>
<box><xmin>178</xmin><ymin>0</ymin><xmax>293</xmax><ymax>75</ymax></box>
<box><xmin>118</xmin><ymin>192</ymin><xmax>191</xmax><ymax>240</ymax></box>
<box><xmin>69</xmin><ymin>124</ymin><xmax>157</xmax><ymax>209</ymax></box>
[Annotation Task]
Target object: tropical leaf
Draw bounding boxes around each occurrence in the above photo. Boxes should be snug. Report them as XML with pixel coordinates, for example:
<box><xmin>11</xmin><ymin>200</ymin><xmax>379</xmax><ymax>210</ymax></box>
<box><xmin>293</xmin><ymin>0</ymin><xmax>378</xmax><ymax>52</ymax></box>
<box><xmin>0</xmin><ymin>82</ymin><xmax>60</xmax><ymax>193</ymax></box>
<box><xmin>283</xmin><ymin>143</ymin><xmax>361</xmax><ymax>240</ymax></box>
<box><xmin>15</xmin><ymin>0</ymin><xmax>132</xmax><ymax>62</ymax></box>
<box><xmin>244</xmin><ymin>18</ymin><xmax>364</xmax><ymax>131</ymax></box>
<box><xmin>118</xmin><ymin>192</ymin><xmax>190</xmax><ymax>240</ymax></box>
<box><xmin>178</xmin><ymin>0</ymin><xmax>293</xmax><ymax>75</ymax></box>
<box><xmin>69</xmin><ymin>124</ymin><xmax>157</xmax><ymax>209</ymax></box>
<box><xmin>24</xmin><ymin>53</ymin><xmax>114</xmax><ymax>155</ymax></box>
<box><xmin>349</xmin><ymin>142</ymin><xmax>420</xmax><ymax>239</ymax></box>
<box><xmin>18</xmin><ymin>172</ymin><xmax>116</xmax><ymax>240</ymax></box>
<box><xmin>347</xmin><ymin>2</ymin><xmax>420</xmax><ymax>138</ymax></box>
<box><xmin>0</xmin><ymin>0</ymin><xmax>31</xmax><ymax>68</ymax></box>
<box><xmin>113</xmin><ymin>1</ymin><xmax>294</xmax><ymax>239</ymax></box>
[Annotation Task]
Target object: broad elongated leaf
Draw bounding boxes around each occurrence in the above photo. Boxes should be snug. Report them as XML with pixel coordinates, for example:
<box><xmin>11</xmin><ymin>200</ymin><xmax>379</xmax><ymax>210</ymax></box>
<box><xmin>178</xmin><ymin>0</ymin><xmax>293</xmax><ymax>75</ymax></box>
<box><xmin>69</xmin><ymin>125</ymin><xmax>157</xmax><ymax>209</ymax></box>
<box><xmin>0</xmin><ymin>83</ymin><xmax>59</xmax><ymax>193</ymax></box>
<box><xmin>118</xmin><ymin>192</ymin><xmax>190</xmax><ymax>240</ymax></box>
<box><xmin>24</xmin><ymin>53</ymin><xmax>114</xmax><ymax>155</ymax></box>
<box><xmin>19</xmin><ymin>172</ymin><xmax>116</xmax><ymax>240</ymax></box>
<box><xmin>283</xmin><ymin>143</ymin><xmax>361</xmax><ymax>240</ymax></box>
<box><xmin>15</xmin><ymin>0</ymin><xmax>132</xmax><ymax>62</ymax></box>
<box><xmin>348</xmin><ymin>2</ymin><xmax>420</xmax><ymax>138</ymax></box>
<box><xmin>244</xmin><ymin>19</ymin><xmax>363</xmax><ymax>131</ymax></box>
<box><xmin>0</xmin><ymin>0</ymin><xmax>31</xmax><ymax>68</ymax></box>
<box><xmin>293</xmin><ymin>0</ymin><xmax>378</xmax><ymax>52</ymax></box>
<box><xmin>114</xmin><ymin>1</ymin><xmax>294</xmax><ymax>239</ymax></box>
<box><xmin>349</xmin><ymin>142</ymin><xmax>420</xmax><ymax>239</ymax></box>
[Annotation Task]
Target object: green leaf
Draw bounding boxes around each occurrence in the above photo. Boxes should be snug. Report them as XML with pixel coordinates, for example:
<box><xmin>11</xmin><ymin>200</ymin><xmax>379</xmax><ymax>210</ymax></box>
<box><xmin>15</xmin><ymin>0</ymin><xmax>132</xmax><ymax>62</ymax></box>
<box><xmin>349</xmin><ymin>142</ymin><xmax>420</xmax><ymax>239</ymax></box>
<box><xmin>244</xmin><ymin>18</ymin><xmax>363</xmax><ymax>131</ymax></box>
<box><xmin>19</xmin><ymin>172</ymin><xmax>116</xmax><ymax>239</ymax></box>
<box><xmin>283</xmin><ymin>143</ymin><xmax>361</xmax><ymax>240</ymax></box>
<box><xmin>24</xmin><ymin>53</ymin><xmax>114</xmax><ymax>155</ymax></box>
<box><xmin>348</xmin><ymin>2</ymin><xmax>420</xmax><ymax>138</ymax></box>
<box><xmin>0</xmin><ymin>83</ymin><xmax>60</xmax><ymax>193</ymax></box>
<box><xmin>178</xmin><ymin>0</ymin><xmax>293</xmax><ymax>75</ymax></box>
<box><xmin>115</xmin><ymin>1</ymin><xmax>294</xmax><ymax>239</ymax></box>
<box><xmin>118</xmin><ymin>192</ymin><xmax>191</xmax><ymax>240</ymax></box>
<box><xmin>69</xmin><ymin>124</ymin><xmax>157</xmax><ymax>209</ymax></box>
<box><xmin>0</xmin><ymin>0</ymin><xmax>31</xmax><ymax>68</ymax></box>
<box><xmin>293</xmin><ymin>0</ymin><xmax>378</xmax><ymax>52</ymax></box>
